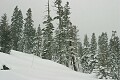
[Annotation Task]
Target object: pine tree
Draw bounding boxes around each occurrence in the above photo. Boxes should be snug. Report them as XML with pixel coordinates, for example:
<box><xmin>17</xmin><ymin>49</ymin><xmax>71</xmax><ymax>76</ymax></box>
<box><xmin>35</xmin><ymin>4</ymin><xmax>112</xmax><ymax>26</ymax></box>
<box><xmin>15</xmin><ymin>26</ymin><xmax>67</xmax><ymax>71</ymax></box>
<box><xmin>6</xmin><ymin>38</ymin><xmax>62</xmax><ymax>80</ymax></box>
<box><xmin>97</xmin><ymin>32</ymin><xmax>109</xmax><ymax>79</ymax></box>
<box><xmin>42</xmin><ymin>0</ymin><xmax>54</xmax><ymax>60</ymax></box>
<box><xmin>17</xmin><ymin>10</ymin><xmax>24</xmax><ymax>51</ymax></box>
<box><xmin>0</xmin><ymin>14</ymin><xmax>11</xmax><ymax>54</ymax></box>
<box><xmin>54</xmin><ymin>0</ymin><xmax>64</xmax><ymax>64</ymax></box>
<box><xmin>33</xmin><ymin>25</ymin><xmax>42</xmax><ymax>57</ymax></box>
<box><xmin>54</xmin><ymin>0</ymin><xmax>68</xmax><ymax>65</ymax></box>
<box><xmin>60</xmin><ymin>2</ymin><xmax>71</xmax><ymax>67</ymax></box>
<box><xmin>68</xmin><ymin>25</ymin><xmax>79</xmax><ymax>71</ymax></box>
<box><xmin>23</xmin><ymin>8</ymin><xmax>35</xmax><ymax>54</ymax></box>
<box><xmin>54</xmin><ymin>1</ymin><xmax>69</xmax><ymax>68</ymax></box>
<box><xmin>90</xmin><ymin>33</ymin><xmax>97</xmax><ymax>55</ymax></box>
<box><xmin>89</xmin><ymin>33</ymin><xmax>97</xmax><ymax>73</ymax></box>
<box><xmin>108</xmin><ymin>31</ymin><xmax>120</xmax><ymax>80</ymax></box>
<box><xmin>54</xmin><ymin>1</ymin><xmax>80</xmax><ymax>71</ymax></box>
<box><xmin>11</xmin><ymin>6</ymin><xmax>23</xmax><ymax>51</ymax></box>
<box><xmin>81</xmin><ymin>34</ymin><xmax>90</xmax><ymax>73</ymax></box>
<box><xmin>62</xmin><ymin>2</ymin><xmax>71</xmax><ymax>67</ymax></box>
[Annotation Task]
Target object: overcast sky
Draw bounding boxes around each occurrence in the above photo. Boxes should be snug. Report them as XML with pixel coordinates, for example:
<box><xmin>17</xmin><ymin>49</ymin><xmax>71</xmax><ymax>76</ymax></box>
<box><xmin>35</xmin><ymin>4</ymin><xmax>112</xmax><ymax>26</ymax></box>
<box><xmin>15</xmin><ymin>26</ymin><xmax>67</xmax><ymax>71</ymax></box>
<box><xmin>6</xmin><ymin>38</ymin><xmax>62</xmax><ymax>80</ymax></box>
<box><xmin>0</xmin><ymin>0</ymin><xmax>120</xmax><ymax>40</ymax></box>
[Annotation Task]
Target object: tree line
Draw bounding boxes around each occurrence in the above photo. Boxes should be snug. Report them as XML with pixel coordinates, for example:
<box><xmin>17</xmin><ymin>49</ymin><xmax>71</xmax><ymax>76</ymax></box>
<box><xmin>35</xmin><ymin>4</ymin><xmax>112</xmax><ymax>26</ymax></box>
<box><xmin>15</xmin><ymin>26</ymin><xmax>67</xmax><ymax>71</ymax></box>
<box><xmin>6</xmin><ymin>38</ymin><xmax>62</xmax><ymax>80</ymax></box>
<box><xmin>0</xmin><ymin>0</ymin><xmax>120</xmax><ymax>80</ymax></box>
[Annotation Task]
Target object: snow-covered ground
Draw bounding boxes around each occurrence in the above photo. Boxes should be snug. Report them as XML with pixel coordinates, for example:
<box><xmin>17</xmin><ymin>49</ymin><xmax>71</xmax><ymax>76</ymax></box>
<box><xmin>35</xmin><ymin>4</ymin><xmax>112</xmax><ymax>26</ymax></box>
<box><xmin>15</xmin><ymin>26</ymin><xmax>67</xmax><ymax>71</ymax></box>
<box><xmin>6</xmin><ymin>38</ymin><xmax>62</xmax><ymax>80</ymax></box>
<box><xmin>0</xmin><ymin>50</ymin><xmax>101</xmax><ymax>80</ymax></box>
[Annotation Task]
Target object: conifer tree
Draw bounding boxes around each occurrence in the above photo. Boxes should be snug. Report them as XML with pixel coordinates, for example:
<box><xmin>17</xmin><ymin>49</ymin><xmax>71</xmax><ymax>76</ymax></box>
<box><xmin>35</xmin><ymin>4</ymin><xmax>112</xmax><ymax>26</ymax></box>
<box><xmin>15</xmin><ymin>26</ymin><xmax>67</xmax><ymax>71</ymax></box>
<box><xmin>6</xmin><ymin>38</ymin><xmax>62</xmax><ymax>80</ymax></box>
<box><xmin>89</xmin><ymin>33</ymin><xmax>97</xmax><ymax>73</ymax></box>
<box><xmin>17</xmin><ymin>10</ymin><xmax>24</xmax><ymax>51</ymax></box>
<box><xmin>60</xmin><ymin>1</ymin><xmax>71</xmax><ymax>67</ymax></box>
<box><xmin>54</xmin><ymin>1</ymin><xmax>79</xmax><ymax>71</ymax></box>
<box><xmin>33</xmin><ymin>25</ymin><xmax>42</xmax><ymax>57</ymax></box>
<box><xmin>11</xmin><ymin>6</ymin><xmax>23</xmax><ymax>51</ymax></box>
<box><xmin>62</xmin><ymin>2</ymin><xmax>71</xmax><ymax>67</ymax></box>
<box><xmin>81</xmin><ymin>34</ymin><xmax>90</xmax><ymax>73</ymax></box>
<box><xmin>0</xmin><ymin>14</ymin><xmax>11</xmax><ymax>54</ymax></box>
<box><xmin>42</xmin><ymin>0</ymin><xmax>54</xmax><ymax>60</ymax></box>
<box><xmin>97</xmin><ymin>32</ymin><xmax>109</xmax><ymax>79</ymax></box>
<box><xmin>90</xmin><ymin>33</ymin><xmax>97</xmax><ymax>55</ymax></box>
<box><xmin>54</xmin><ymin>0</ymin><xmax>64</xmax><ymax>64</ymax></box>
<box><xmin>109</xmin><ymin>31</ymin><xmax>120</xmax><ymax>80</ymax></box>
<box><xmin>23</xmin><ymin>8</ymin><xmax>35</xmax><ymax>54</ymax></box>
<box><xmin>68</xmin><ymin>25</ymin><xmax>79</xmax><ymax>71</ymax></box>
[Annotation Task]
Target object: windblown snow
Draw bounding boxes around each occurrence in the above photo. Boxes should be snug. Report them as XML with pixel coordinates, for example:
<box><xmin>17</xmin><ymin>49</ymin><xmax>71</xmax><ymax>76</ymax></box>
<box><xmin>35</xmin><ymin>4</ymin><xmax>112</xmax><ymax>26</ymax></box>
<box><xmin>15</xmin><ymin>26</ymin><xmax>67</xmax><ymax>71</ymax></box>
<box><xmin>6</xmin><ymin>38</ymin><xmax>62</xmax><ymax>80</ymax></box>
<box><xmin>0</xmin><ymin>50</ymin><xmax>99</xmax><ymax>80</ymax></box>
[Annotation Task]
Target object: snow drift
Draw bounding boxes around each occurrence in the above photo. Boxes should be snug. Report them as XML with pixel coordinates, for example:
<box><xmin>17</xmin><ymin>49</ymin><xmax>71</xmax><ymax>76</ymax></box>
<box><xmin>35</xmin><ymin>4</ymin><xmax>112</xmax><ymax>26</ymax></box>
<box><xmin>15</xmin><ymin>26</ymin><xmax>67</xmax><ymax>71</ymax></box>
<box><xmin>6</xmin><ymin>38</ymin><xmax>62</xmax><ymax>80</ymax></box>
<box><xmin>0</xmin><ymin>50</ymin><xmax>99</xmax><ymax>80</ymax></box>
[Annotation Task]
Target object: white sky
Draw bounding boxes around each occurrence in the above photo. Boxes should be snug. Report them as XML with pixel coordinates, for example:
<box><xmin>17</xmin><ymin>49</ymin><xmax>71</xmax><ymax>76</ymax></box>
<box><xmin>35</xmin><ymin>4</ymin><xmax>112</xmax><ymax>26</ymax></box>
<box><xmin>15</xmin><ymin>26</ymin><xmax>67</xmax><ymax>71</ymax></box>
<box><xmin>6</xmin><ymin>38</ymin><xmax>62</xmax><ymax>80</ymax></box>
<box><xmin>0</xmin><ymin>0</ymin><xmax>120</xmax><ymax>40</ymax></box>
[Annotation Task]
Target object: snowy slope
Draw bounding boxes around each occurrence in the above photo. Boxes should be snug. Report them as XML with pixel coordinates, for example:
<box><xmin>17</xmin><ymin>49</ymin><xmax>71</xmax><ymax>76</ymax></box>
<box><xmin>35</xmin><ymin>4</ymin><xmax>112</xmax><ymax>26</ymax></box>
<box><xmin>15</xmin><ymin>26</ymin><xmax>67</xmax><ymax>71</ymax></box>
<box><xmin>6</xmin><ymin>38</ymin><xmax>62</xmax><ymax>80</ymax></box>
<box><xmin>0</xmin><ymin>50</ymin><xmax>100</xmax><ymax>80</ymax></box>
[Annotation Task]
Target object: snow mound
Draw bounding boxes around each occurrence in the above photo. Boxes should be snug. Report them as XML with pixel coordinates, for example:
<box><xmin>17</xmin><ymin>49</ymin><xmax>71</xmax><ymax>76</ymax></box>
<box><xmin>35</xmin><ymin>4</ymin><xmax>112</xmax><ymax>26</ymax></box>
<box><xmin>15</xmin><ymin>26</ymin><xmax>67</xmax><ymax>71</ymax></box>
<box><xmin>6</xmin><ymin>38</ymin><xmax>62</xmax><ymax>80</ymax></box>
<box><xmin>0</xmin><ymin>50</ymin><xmax>99</xmax><ymax>80</ymax></box>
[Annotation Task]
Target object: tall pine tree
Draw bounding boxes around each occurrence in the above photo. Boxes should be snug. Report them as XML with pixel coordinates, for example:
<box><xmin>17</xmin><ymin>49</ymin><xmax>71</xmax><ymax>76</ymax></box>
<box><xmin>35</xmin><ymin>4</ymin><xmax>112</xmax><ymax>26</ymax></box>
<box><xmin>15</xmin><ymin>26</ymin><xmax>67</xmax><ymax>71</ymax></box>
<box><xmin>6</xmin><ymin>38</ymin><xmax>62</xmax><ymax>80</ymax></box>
<box><xmin>42</xmin><ymin>0</ymin><xmax>54</xmax><ymax>60</ymax></box>
<box><xmin>68</xmin><ymin>25</ymin><xmax>79</xmax><ymax>71</ymax></box>
<box><xmin>11</xmin><ymin>6</ymin><xmax>23</xmax><ymax>51</ymax></box>
<box><xmin>23</xmin><ymin>8</ymin><xmax>35</xmax><ymax>54</ymax></box>
<box><xmin>97</xmin><ymin>32</ymin><xmax>109</xmax><ymax>79</ymax></box>
<box><xmin>89</xmin><ymin>33</ymin><xmax>97</xmax><ymax>73</ymax></box>
<box><xmin>54</xmin><ymin>0</ymin><xmax>65</xmax><ymax>64</ymax></box>
<box><xmin>33</xmin><ymin>25</ymin><xmax>42</xmax><ymax>57</ymax></box>
<box><xmin>108</xmin><ymin>31</ymin><xmax>120</xmax><ymax>80</ymax></box>
<box><xmin>54</xmin><ymin>0</ymin><xmax>67</xmax><ymax>65</ymax></box>
<box><xmin>0</xmin><ymin>14</ymin><xmax>11</xmax><ymax>54</ymax></box>
<box><xmin>81</xmin><ymin>34</ymin><xmax>90</xmax><ymax>73</ymax></box>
